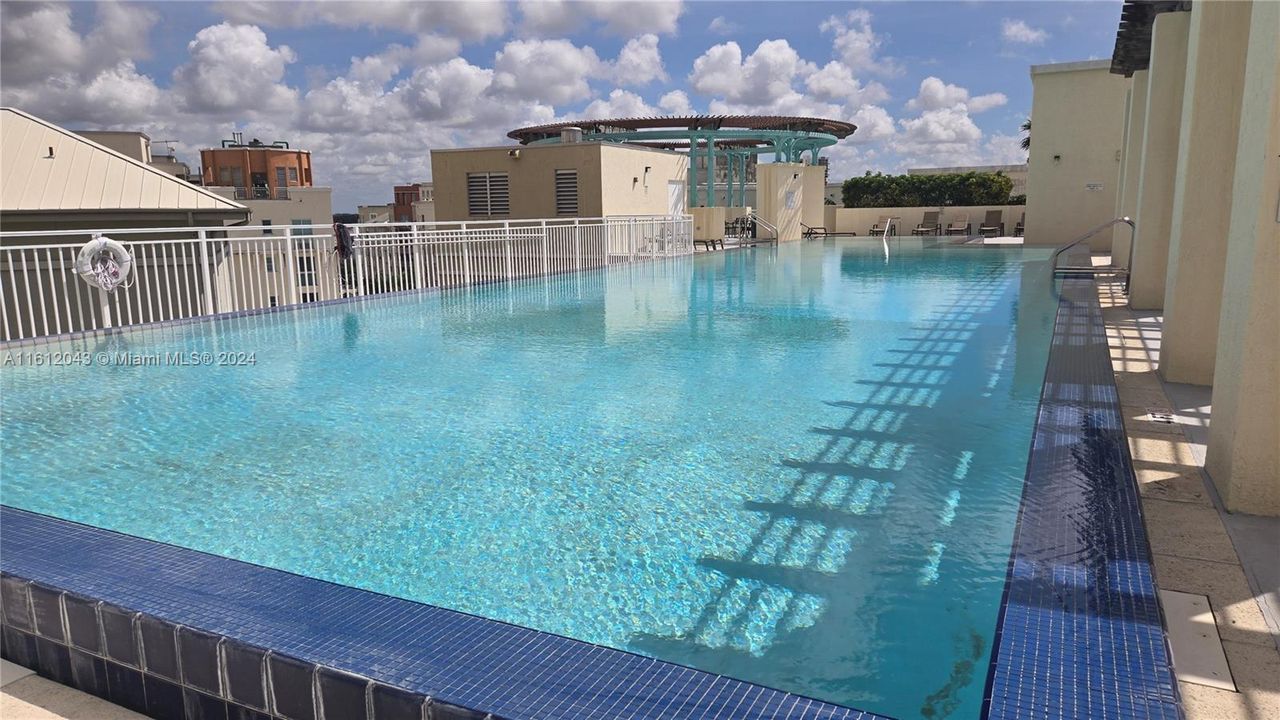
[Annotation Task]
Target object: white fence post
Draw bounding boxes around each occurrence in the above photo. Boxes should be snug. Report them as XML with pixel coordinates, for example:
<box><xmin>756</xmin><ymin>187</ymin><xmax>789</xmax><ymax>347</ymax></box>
<box><xmin>540</xmin><ymin>220</ymin><xmax>550</xmax><ymax>276</ymax></box>
<box><xmin>97</xmin><ymin>287</ymin><xmax>112</xmax><ymax>330</ymax></box>
<box><xmin>284</xmin><ymin>226</ymin><xmax>300</xmax><ymax>305</ymax></box>
<box><xmin>411</xmin><ymin>224</ymin><xmax>425</xmax><ymax>290</ymax></box>
<box><xmin>461</xmin><ymin>223</ymin><xmax>472</xmax><ymax>285</ymax></box>
<box><xmin>574</xmin><ymin>218</ymin><xmax>582</xmax><ymax>270</ymax></box>
<box><xmin>354</xmin><ymin>227</ymin><xmax>367</xmax><ymax>297</ymax></box>
<box><xmin>198</xmin><ymin>229</ymin><xmax>214</xmax><ymax>316</ymax></box>
<box><xmin>503</xmin><ymin>221</ymin><xmax>514</xmax><ymax>279</ymax></box>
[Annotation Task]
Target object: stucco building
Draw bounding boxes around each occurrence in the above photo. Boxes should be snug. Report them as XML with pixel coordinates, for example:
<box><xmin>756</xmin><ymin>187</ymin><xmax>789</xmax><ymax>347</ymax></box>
<box><xmin>1026</xmin><ymin>0</ymin><xmax>1278</xmax><ymax>515</ymax></box>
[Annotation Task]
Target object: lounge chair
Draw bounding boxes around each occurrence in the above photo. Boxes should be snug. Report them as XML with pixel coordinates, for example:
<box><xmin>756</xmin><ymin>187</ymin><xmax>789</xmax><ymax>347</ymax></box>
<box><xmin>868</xmin><ymin>216</ymin><xmax>896</xmax><ymax>236</ymax></box>
<box><xmin>1013</xmin><ymin>212</ymin><xmax>1025</xmax><ymax>237</ymax></box>
<box><xmin>944</xmin><ymin>214</ymin><xmax>971</xmax><ymax>236</ymax></box>
<box><xmin>912</xmin><ymin>211</ymin><xmax>942</xmax><ymax>236</ymax></box>
<box><xmin>979</xmin><ymin>210</ymin><xmax>1004</xmax><ymax>238</ymax></box>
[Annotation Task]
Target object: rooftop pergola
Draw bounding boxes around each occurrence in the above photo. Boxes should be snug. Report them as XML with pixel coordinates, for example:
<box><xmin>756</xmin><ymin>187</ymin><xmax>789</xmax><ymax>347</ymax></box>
<box><xmin>1110</xmin><ymin>0</ymin><xmax>1192</xmax><ymax>76</ymax></box>
<box><xmin>508</xmin><ymin>115</ymin><xmax>857</xmax><ymax>207</ymax></box>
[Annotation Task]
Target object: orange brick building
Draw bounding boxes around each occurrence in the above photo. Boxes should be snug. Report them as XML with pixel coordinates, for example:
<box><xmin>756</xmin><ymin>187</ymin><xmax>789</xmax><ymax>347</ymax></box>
<box><xmin>200</xmin><ymin>135</ymin><xmax>313</xmax><ymax>200</ymax></box>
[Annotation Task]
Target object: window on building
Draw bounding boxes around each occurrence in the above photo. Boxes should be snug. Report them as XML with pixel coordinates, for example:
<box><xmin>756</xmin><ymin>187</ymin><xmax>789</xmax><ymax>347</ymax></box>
<box><xmin>269</xmin><ymin>295</ymin><xmax>278</xmax><ymax>307</ymax></box>
<box><xmin>297</xmin><ymin>256</ymin><xmax>316</xmax><ymax>287</ymax></box>
<box><xmin>275</xmin><ymin>167</ymin><xmax>287</xmax><ymax>188</ymax></box>
<box><xmin>304</xmin><ymin>168</ymin><xmax>312</xmax><ymax>184</ymax></box>
<box><xmin>262</xmin><ymin>219</ymin><xmax>273</xmax><ymax>235</ymax></box>
<box><xmin>288</xmin><ymin>167</ymin><xmax>298</xmax><ymax>184</ymax></box>
<box><xmin>265</xmin><ymin>256</ymin><xmax>275</xmax><ymax>273</ymax></box>
<box><xmin>291</xmin><ymin>219</ymin><xmax>313</xmax><ymax>248</ymax></box>
<box><xmin>466</xmin><ymin>172</ymin><xmax>510</xmax><ymax>217</ymax></box>
<box><xmin>555</xmin><ymin>169</ymin><xmax>579</xmax><ymax>216</ymax></box>
<box><xmin>302</xmin><ymin>292</ymin><xmax>318</xmax><ymax>304</ymax></box>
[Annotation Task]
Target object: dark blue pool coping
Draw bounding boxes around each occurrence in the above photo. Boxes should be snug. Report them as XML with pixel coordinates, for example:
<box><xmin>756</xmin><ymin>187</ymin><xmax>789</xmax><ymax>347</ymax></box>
<box><xmin>981</xmin><ymin>276</ymin><xmax>1181</xmax><ymax>719</ymax></box>
<box><xmin>0</xmin><ymin>265</ymin><xmax>1180</xmax><ymax>720</ymax></box>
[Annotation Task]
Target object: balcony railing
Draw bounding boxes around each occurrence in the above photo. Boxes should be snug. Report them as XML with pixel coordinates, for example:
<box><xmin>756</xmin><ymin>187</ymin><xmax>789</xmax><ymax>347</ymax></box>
<box><xmin>0</xmin><ymin>216</ymin><xmax>693</xmax><ymax>342</ymax></box>
<box><xmin>232</xmin><ymin>186</ymin><xmax>290</xmax><ymax>201</ymax></box>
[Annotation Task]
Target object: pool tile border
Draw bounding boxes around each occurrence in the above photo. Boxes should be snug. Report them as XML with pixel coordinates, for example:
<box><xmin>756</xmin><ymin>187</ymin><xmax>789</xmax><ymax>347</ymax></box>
<box><xmin>0</xmin><ymin>507</ymin><xmax>883</xmax><ymax>720</ymax></box>
<box><xmin>981</xmin><ymin>276</ymin><xmax>1182</xmax><ymax>719</ymax></box>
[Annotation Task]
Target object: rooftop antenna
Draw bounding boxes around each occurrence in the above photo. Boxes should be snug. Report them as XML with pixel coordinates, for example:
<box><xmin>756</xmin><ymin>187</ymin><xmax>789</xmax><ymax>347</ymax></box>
<box><xmin>154</xmin><ymin>140</ymin><xmax>178</xmax><ymax>157</ymax></box>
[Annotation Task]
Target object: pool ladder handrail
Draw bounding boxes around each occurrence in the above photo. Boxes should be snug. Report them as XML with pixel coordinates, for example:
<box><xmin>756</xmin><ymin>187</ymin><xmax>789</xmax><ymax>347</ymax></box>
<box><xmin>746</xmin><ymin>211</ymin><xmax>779</xmax><ymax>245</ymax></box>
<box><xmin>881</xmin><ymin>217</ymin><xmax>901</xmax><ymax>260</ymax></box>
<box><xmin>1050</xmin><ymin>217</ymin><xmax>1136</xmax><ymax>292</ymax></box>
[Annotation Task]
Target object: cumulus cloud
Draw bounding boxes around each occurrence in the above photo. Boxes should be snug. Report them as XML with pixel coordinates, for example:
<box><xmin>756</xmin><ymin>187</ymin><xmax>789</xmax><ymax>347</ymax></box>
<box><xmin>821</xmin><ymin>9</ymin><xmax>901</xmax><ymax>77</ymax></box>
<box><xmin>1001</xmin><ymin>19</ymin><xmax>1048</xmax><ymax>45</ymax></box>
<box><xmin>805</xmin><ymin>61</ymin><xmax>889</xmax><ymax>106</ymax></box>
<box><xmin>517</xmin><ymin>0</ymin><xmax>683</xmax><ymax>37</ymax></box>
<box><xmin>214</xmin><ymin>0</ymin><xmax>509</xmax><ymax>41</ymax></box>
<box><xmin>658</xmin><ymin>90</ymin><xmax>694</xmax><ymax>115</ymax></box>
<box><xmin>583</xmin><ymin>89</ymin><xmax>657</xmax><ymax>119</ymax></box>
<box><xmin>613</xmin><ymin>34</ymin><xmax>668</xmax><ymax>86</ymax></box>
<box><xmin>905</xmin><ymin>77</ymin><xmax>1007</xmax><ymax>114</ymax></box>
<box><xmin>172</xmin><ymin>23</ymin><xmax>298</xmax><ymax>114</ymax></box>
<box><xmin>689</xmin><ymin>39</ymin><xmax>815</xmax><ymax>106</ymax></box>
<box><xmin>490</xmin><ymin>39</ymin><xmax>605</xmax><ymax>105</ymax></box>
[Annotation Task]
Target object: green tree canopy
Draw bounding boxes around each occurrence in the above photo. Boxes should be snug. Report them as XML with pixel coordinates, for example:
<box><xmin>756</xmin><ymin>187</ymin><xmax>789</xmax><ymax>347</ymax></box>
<box><xmin>841</xmin><ymin>171</ymin><xmax>1015</xmax><ymax>208</ymax></box>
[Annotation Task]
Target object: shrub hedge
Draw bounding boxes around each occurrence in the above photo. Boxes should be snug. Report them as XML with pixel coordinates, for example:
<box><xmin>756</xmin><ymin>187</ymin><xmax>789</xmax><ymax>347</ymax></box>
<box><xmin>841</xmin><ymin>171</ymin><xmax>1016</xmax><ymax>208</ymax></box>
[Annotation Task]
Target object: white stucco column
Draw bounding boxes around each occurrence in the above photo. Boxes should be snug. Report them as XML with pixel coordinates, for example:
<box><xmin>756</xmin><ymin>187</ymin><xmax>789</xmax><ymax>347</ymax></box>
<box><xmin>1113</xmin><ymin>70</ymin><xmax>1148</xmax><ymax>267</ymax></box>
<box><xmin>1205</xmin><ymin>0</ymin><xmax>1280</xmax><ymax>517</ymax></box>
<box><xmin>1158</xmin><ymin>1</ymin><xmax>1252</xmax><ymax>384</ymax></box>
<box><xmin>1128</xmin><ymin>11</ymin><xmax>1190</xmax><ymax>310</ymax></box>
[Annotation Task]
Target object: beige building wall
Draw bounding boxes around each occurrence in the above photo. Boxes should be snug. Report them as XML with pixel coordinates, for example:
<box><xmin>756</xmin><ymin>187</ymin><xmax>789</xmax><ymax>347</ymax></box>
<box><xmin>1113</xmin><ymin>70</ymin><xmax>1149</xmax><ymax>266</ymax></box>
<box><xmin>432</xmin><ymin>143</ymin><xmax>685</xmax><ymax>222</ymax></box>
<box><xmin>209</xmin><ymin>186</ymin><xmax>332</xmax><ymax>229</ymax></box>
<box><xmin>800</xmin><ymin>165</ymin><xmax>826</xmax><ymax>230</ymax></box>
<box><xmin>412</xmin><ymin>200</ymin><xmax>435</xmax><ymax>222</ymax></box>
<box><xmin>756</xmin><ymin>163</ymin><xmax>805</xmax><ymax>242</ymax></box>
<box><xmin>1158</xmin><ymin>1</ymin><xmax>1252</xmax><ymax>385</ymax></box>
<box><xmin>690</xmin><ymin>207</ymin><xmax>726</xmax><ymax>241</ymax></box>
<box><xmin>1128</xmin><ymin>11</ymin><xmax>1191</xmax><ymax>310</ymax></box>
<box><xmin>1024</xmin><ymin>61</ymin><xmax>1128</xmax><ymax>249</ymax></box>
<box><xmin>1204</xmin><ymin>0</ymin><xmax>1280</xmax><ymax>516</ymax></box>
<box><xmin>823</xmin><ymin>205</ymin><xmax>1026</xmax><ymax>236</ymax></box>
<box><xmin>358</xmin><ymin>204</ymin><xmax>392</xmax><ymax>223</ymax></box>
<box><xmin>74</xmin><ymin>131</ymin><xmax>151</xmax><ymax>163</ymax></box>
<box><xmin>598</xmin><ymin>143</ymin><xmax>688</xmax><ymax>217</ymax></box>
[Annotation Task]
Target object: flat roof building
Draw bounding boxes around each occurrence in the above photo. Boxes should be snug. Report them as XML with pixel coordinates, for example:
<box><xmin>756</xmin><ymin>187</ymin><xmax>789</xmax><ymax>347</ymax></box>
<box><xmin>200</xmin><ymin>134</ymin><xmax>313</xmax><ymax>201</ymax></box>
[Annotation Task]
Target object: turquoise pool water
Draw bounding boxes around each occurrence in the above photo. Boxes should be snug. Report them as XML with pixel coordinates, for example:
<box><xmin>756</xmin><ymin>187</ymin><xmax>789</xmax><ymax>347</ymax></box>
<box><xmin>1</xmin><ymin>239</ymin><xmax>1057</xmax><ymax>719</ymax></box>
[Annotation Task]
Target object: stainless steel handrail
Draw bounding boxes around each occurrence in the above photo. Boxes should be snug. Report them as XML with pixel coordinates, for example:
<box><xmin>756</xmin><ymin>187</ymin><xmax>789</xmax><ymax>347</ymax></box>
<box><xmin>1049</xmin><ymin>217</ymin><xmax>1135</xmax><ymax>282</ymax></box>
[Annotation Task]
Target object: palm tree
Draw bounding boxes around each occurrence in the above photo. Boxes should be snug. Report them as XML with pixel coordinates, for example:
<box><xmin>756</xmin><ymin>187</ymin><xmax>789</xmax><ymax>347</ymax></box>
<box><xmin>1020</xmin><ymin>118</ymin><xmax>1032</xmax><ymax>151</ymax></box>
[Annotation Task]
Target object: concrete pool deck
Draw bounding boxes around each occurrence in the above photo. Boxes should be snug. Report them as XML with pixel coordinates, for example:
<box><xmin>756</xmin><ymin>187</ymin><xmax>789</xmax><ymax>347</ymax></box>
<box><xmin>1097</xmin><ymin>275</ymin><xmax>1280</xmax><ymax>720</ymax></box>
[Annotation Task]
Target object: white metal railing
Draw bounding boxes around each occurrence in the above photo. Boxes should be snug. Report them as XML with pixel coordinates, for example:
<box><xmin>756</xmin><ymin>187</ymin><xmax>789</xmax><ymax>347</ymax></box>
<box><xmin>0</xmin><ymin>215</ymin><xmax>692</xmax><ymax>342</ymax></box>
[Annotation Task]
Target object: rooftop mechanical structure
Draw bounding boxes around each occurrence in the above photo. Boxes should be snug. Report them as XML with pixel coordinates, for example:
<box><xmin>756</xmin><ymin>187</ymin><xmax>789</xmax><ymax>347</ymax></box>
<box><xmin>508</xmin><ymin>115</ymin><xmax>856</xmax><ymax>208</ymax></box>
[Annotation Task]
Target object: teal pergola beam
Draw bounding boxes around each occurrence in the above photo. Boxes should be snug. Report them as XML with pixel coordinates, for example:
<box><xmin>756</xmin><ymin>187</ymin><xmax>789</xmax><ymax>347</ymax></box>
<box><xmin>525</xmin><ymin>127</ymin><xmax>839</xmax><ymax>207</ymax></box>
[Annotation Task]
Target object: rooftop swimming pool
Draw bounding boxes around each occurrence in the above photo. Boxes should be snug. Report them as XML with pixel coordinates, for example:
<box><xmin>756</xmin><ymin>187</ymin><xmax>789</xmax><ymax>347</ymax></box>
<box><xmin>1</xmin><ymin>238</ymin><xmax>1059</xmax><ymax>719</ymax></box>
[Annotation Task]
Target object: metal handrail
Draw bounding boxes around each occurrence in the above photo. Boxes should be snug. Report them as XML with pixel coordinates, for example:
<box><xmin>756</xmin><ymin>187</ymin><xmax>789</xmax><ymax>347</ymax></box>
<box><xmin>747</xmin><ymin>211</ymin><xmax>778</xmax><ymax>243</ymax></box>
<box><xmin>1049</xmin><ymin>216</ymin><xmax>1135</xmax><ymax>276</ymax></box>
<box><xmin>881</xmin><ymin>216</ymin><xmax>901</xmax><ymax>260</ymax></box>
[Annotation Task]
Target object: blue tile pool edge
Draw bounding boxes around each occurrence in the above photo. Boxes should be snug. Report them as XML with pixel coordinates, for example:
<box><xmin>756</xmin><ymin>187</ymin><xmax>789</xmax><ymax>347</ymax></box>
<box><xmin>0</xmin><ymin>506</ymin><xmax>887</xmax><ymax>720</ymax></box>
<box><xmin>980</xmin><ymin>276</ymin><xmax>1183</xmax><ymax>719</ymax></box>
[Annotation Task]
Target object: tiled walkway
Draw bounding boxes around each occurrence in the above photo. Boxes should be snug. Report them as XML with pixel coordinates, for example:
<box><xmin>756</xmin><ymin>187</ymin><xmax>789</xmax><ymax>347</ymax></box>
<box><xmin>1097</xmin><ymin>278</ymin><xmax>1280</xmax><ymax>719</ymax></box>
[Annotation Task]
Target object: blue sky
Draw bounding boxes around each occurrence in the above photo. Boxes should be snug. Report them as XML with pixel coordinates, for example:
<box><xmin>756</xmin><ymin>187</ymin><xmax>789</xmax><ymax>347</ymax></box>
<box><xmin>1</xmin><ymin>1</ymin><xmax>1122</xmax><ymax>212</ymax></box>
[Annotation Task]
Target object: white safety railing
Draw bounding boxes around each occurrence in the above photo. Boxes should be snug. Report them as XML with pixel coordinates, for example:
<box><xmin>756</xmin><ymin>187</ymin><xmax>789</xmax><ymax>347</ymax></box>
<box><xmin>0</xmin><ymin>215</ymin><xmax>692</xmax><ymax>342</ymax></box>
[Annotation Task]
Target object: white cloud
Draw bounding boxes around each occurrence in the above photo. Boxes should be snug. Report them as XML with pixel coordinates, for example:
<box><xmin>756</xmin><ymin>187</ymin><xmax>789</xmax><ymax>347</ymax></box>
<box><xmin>1001</xmin><ymin>19</ymin><xmax>1049</xmax><ymax>45</ymax></box>
<box><xmin>820</xmin><ymin>9</ymin><xmax>901</xmax><ymax>77</ymax></box>
<box><xmin>490</xmin><ymin>39</ymin><xmax>605</xmax><ymax>105</ymax></box>
<box><xmin>708</xmin><ymin>16</ymin><xmax>739</xmax><ymax>36</ymax></box>
<box><xmin>517</xmin><ymin>0</ymin><xmax>683</xmax><ymax>37</ymax></box>
<box><xmin>905</xmin><ymin>77</ymin><xmax>1006</xmax><ymax>114</ymax></box>
<box><xmin>172</xmin><ymin>23</ymin><xmax>298</xmax><ymax>114</ymax></box>
<box><xmin>214</xmin><ymin>1</ymin><xmax>509</xmax><ymax>41</ymax></box>
<box><xmin>805</xmin><ymin>61</ymin><xmax>889</xmax><ymax>105</ymax></box>
<box><xmin>967</xmin><ymin>92</ymin><xmax>1008</xmax><ymax>114</ymax></box>
<box><xmin>689</xmin><ymin>39</ymin><xmax>815</xmax><ymax>106</ymax></box>
<box><xmin>849</xmin><ymin>105</ymin><xmax>895</xmax><ymax>143</ymax></box>
<box><xmin>658</xmin><ymin>90</ymin><xmax>694</xmax><ymax>115</ymax></box>
<box><xmin>583</xmin><ymin>89</ymin><xmax>657</xmax><ymax>119</ymax></box>
<box><xmin>613</xmin><ymin>34</ymin><xmax>668</xmax><ymax>86</ymax></box>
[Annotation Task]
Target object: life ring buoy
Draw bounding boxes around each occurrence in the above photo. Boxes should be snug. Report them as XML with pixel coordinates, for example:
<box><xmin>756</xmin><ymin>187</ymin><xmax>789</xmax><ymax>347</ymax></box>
<box><xmin>75</xmin><ymin>235</ymin><xmax>134</xmax><ymax>292</ymax></box>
